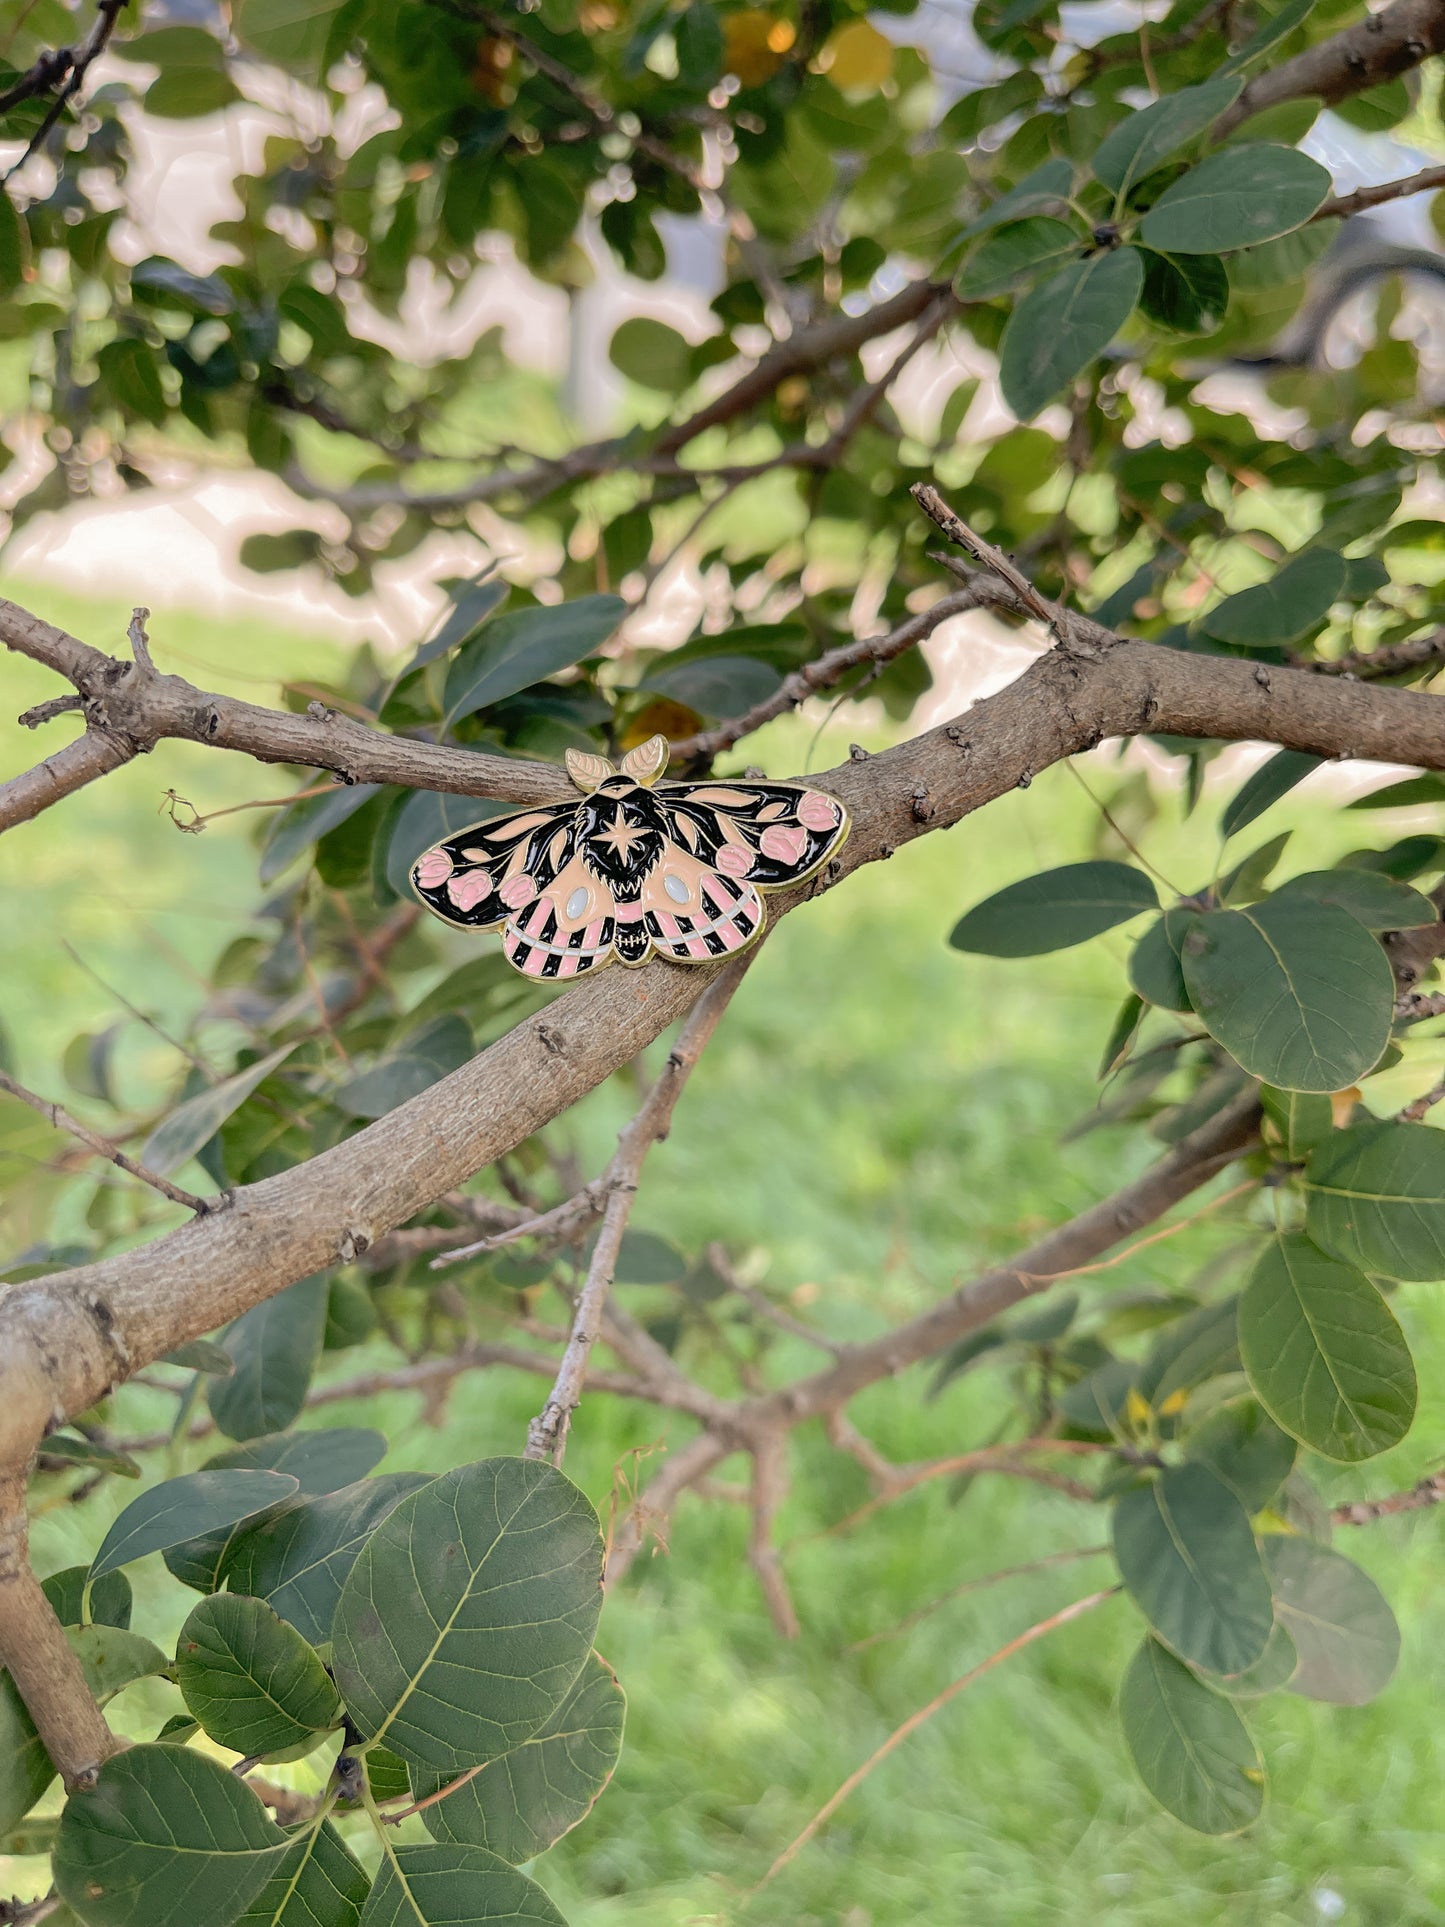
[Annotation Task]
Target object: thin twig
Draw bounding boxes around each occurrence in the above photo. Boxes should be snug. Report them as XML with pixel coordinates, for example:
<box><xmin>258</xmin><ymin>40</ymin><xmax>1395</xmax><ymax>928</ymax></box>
<box><xmin>1312</xmin><ymin>163</ymin><xmax>1445</xmax><ymax>223</ymax></box>
<box><xmin>1</xmin><ymin>0</ymin><xmax>132</xmax><ymax>184</ymax></box>
<box><xmin>126</xmin><ymin>607</ymin><xmax>154</xmax><ymax>675</ymax></box>
<box><xmin>1332</xmin><ymin>1470</ymin><xmax>1445</xmax><ymax>1524</ymax></box>
<box><xmin>1397</xmin><ymin>1074</ymin><xmax>1445</xmax><ymax>1124</ymax></box>
<box><xmin>756</xmin><ymin>1588</ymin><xmax>1119</xmax><ymax>1889</ymax></box>
<box><xmin>17</xmin><ymin>693</ymin><xmax>83</xmax><ymax>729</ymax></box>
<box><xmin>0</xmin><ymin>1070</ymin><xmax>213</xmax><ymax>1214</ymax></box>
<box><xmin>523</xmin><ymin>955</ymin><xmax>756</xmax><ymax>1464</ymax></box>
<box><xmin>1313</xmin><ymin>627</ymin><xmax>1445</xmax><ymax>681</ymax></box>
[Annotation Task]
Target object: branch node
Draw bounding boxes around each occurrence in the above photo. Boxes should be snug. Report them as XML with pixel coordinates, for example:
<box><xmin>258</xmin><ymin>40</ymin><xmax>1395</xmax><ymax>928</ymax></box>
<box><xmin>848</xmin><ymin>742</ymin><xmax>870</xmax><ymax>761</ymax></box>
<box><xmin>127</xmin><ymin>608</ymin><xmax>154</xmax><ymax>675</ymax></box>
<box><xmin>18</xmin><ymin>693</ymin><xmax>83</xmax><ymax>729</ymax></box>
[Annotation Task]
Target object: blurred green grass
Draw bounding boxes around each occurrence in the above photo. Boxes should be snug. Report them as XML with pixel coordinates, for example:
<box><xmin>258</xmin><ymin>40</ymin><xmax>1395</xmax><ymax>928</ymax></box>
<box><xmin>5</xmin><ymin>578</ymin><xmax>1445</xmax><ymax>1926</ymax></box>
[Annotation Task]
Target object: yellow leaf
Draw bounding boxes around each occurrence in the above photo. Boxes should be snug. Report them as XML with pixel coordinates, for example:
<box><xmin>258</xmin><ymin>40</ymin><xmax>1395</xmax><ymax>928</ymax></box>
<box><xmin>820</xmin><ymin>20</ymin><xmax>893</xmax><ymax>90</ymax></box>
<box><xmin>1241</xmin><ymin>1767</ymin><xmax>1266</xmax><ymax>1784</ymax></box>
<box><xmin>1158</xmin><ymin>1387</ymin><xmax>1188</xmax><ymax>1418</ymax></box>
<box><xmin>1330</xmin><ymin>1086</ymin><xmax>1362</xmax><ymax>1128</ymax></box>
<box><xmin>723</xmin><ymin>10</ymin><xmax>790</xmax><ymax>85</ymax></box>
<box><xmin>1125</xmin><ymin>1387</ymin><xmax>1151</xmax><ymax>1428</ymax></box>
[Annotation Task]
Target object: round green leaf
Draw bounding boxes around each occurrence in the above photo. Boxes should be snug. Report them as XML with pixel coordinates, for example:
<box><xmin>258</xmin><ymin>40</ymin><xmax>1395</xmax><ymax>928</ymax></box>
<box><xmin>145</xmin><ymin>68</ymin><xmax>242</xmax><ymax>117</ymax></box>
<box><xmin>1184</xmin><ymin>1397</ymin><xmax>1296</xmax><ymax>1511</ymax></box>
<box><xmin>360</xmin><ymin>1842</ymin><xmax>564</xmax><ymax>1926</ymax></box>
<box><xmin>334</xmin><ymin>1016</ymin><xmax>474</xmax><ymax>1121</ymax></box>
<box><xmin>442</xmin><ymin>596</ymin><xmax>623</xmax><ymax>728</ymax></box>
<box><xmin>1239</xmin><ymin>1233</ymin><xmax>1416</xmax><ymax>1461</ymax></box>
<box><xmin>954</xmin><ymin>217</ymin><xmax>1081</xmax><ymax>299</ymax></box>
<box><xmin>237</xmin><ymin>1819</ymin><xmax>370</xmax><ymax>1927</ymax></box>
<box><xmin>640</xmin><ymin>655</ymin><xmax>781</xmax><ymax>719</ymax></box>
<box><xmin>177</xmin><ymin>1595</ymin><xmax>343</xmax><ymax>1757</ymax></box>
<box><xmin>89</xmin><ymin>1471</ymin><xmax>300</xmax><ymax>1581</ymax></box>
<box><xmin>414</xmin><ymin>1652</ymin><xmax>625</xmax><ymax>1863</ymax></box>
<box><xmin>41</xmin><ymin>1567</ymin><xmax>132</xmax><ymax>1631</ymax></box>
<box><xmin>1138</xmin><ymin>144</ymin><xmax>1330</xmax><ymax>253</ymax></box>
<box><xmin>950</xmin><ymin>860</ymin><xmax>1157</xmax><ymax>957</ymax></box>
<box><xmin>54</xmin><ymin>1746</ymin><xmax>287</xmax><ymax>1927</ymax></box>
<box><xmin>332</xmin><ymin>1458</ymin><xmax>604</xmax><ymax>1771</ymax></box>
<box><xmin>1113</xmin><ymin>1463</ymin><xmax>1273</xmax><ymax>1676</ymax></box>
<box><xmin>1201</xmin><ymin>549</ymin><xmax>1347</xmax><ymax>647</ymax></box>
<box><xmin>1266</xmin><ymin>1538</ymin><xmax>1400</xmax><ymax>1705</ymax></box>
<box><xmin>1179</xmin><ymin>897</ymin><xmax>1394</xmax><ymax>1092</ymax></box>
<box><xmin>208</xmin><ymin>1276</ymin><xmax>330</xmax><ymax>1442</ymax></box>
<box><xmin>1305</xmin><ymin>1119</ymin><xmax>1445</xmax><ymax>1280</ymax></box>
<box><xmin>1091</xmin><ymin>76</ymin><xmax>1244</xmax><ymax>197</ymax></box>
<box><xmin>607</xmin><ymin>318</ymin><xmax>693</xmax><ymax>392</ymax></box>
<box><xmin>1200</xmin><ymin>1620</ymin><xmax>1299</xmax><ymax>1699</ymax></box>
<box><xmin>1119</xmin><ymin>1637</ymin><xmax>1264</xmax><ymax>1834</ymax></box>
<box><xmin>998</xmin><ymin>246</ymin><xmax>1143</xmax><ymax>420</ymax></box>
<box><xmin>1272</xmin><ymin>869</ymin><xmax>1436</xmax><ymax>931</ymax></box>
<box><xmin>224</xmin><ymin>1473</ymin><xmax>430</xmax><ymax>1647</ymax></box>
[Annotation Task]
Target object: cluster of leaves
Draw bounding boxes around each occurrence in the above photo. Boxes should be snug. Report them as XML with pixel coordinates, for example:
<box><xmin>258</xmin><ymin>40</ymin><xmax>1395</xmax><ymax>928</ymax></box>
<box><xmin>1</xmin><ymin>1444</ymin><xmax>623</xmax><ymax>1926</ymax></box>
<box><xmin>942</xmin><ymin>745</ymin><xmax>1445</xmax><ymax>1828</ymax></box>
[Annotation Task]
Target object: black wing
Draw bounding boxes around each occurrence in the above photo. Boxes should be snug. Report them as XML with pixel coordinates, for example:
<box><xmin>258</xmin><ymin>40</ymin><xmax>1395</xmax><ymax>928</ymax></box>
<box><xmin>410</xmin><ymin>801</ymin><xmax>581</xmax><ymax>929</ymax></box>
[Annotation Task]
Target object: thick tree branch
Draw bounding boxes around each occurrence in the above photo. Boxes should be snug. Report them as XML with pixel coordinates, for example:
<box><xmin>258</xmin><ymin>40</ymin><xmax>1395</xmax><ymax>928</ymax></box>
<box><xmin>0</xmin><ymin>1474</ymin><xmax>118</xmax><ymax>1790</ymax></box>
<box><xmin>1213</xmin><ymin>0</ymin><xmax>1445</xmax><ymax>138</ymax></box>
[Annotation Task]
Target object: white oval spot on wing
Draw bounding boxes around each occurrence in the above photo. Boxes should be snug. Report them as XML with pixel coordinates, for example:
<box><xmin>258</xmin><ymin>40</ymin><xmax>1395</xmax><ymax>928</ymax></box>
<box><xmin>566</xmin><ymin>886</ymin><xmax>590</xmax><ymax>919</ymax></box>
<box><xmin>663</xmin><ymin>872</ymin><xmax>690</xmax><ymax>904</ymax></box>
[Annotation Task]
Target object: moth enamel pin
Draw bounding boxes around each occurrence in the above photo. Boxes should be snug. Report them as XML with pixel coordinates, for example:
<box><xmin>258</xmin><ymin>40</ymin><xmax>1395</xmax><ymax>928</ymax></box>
<box><xmin>409</xmin><ymin>734</ymin><xmax>849</xmax><ymax>980</ymax></box>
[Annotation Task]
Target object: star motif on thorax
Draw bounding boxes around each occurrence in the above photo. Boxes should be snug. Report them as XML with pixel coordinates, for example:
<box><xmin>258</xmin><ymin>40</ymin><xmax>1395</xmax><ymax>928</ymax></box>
<box><xmin>595</xmin><ymin>807</ymin><xmax>647</xmax><ymax>859</ymax></box>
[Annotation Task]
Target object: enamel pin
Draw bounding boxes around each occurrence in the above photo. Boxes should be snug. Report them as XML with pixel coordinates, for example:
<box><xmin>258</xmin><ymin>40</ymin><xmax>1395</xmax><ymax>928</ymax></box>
<box><xmin>410</xmin><ymin>734</ymin><xmax>849</xmax><ymax>979</ymax></box>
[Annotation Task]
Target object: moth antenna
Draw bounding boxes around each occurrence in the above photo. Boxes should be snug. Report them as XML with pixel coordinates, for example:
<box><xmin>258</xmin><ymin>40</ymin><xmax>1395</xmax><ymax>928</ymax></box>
<box><xmin>565</xmin><ymin>748</ymin><xmax>617</xmax><ymax>794</ymax></box>
<box><xmin>619</xmin><ymin>733</ymin><xmax>669</xmax><ymax>787</ymax></box>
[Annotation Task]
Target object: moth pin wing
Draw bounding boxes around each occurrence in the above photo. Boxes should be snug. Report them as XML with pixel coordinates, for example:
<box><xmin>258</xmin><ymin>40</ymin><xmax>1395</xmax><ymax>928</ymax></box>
<box><xmin>410</xmin><ymin>798</ymin><xmax>581</xmax><ymax>929</ymax></box>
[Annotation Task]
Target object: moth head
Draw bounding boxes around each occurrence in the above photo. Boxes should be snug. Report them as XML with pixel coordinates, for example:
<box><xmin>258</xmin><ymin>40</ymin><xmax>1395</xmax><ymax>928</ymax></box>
<box><xmin>619</xmin><ymin>734</ymin><xmax>669</xmax><ymax>788</ymax></box>
<box><xmin>565</xmin><ymin>748</ymin><xmax>618</xmax><ymax>795</ymax></box>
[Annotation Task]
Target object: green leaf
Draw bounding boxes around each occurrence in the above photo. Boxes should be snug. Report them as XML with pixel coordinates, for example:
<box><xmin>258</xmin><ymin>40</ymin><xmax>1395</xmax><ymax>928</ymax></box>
<box><xmin>1137</xmin><ymin>249</ymin><xmax>1228</xmax><ymax>335</ymax></box>
<box><xmin>332</xmin><ymin>1458</ymin><xmax>604</xmax><ymax>1771</ymax></box>
<box><xmin>237</xmin><ymin>1819</ymin><xmax>370</xmax><ymax>1927</ymax></box>
<box><xmin>1119</xmin><ymin>1638</ymin><xmax>1265</xmax><ymax>1834</ymax></box>
<box><xmin>1091</xmin><ymin>77</ymin><xmax>1244</xmax><ymax>198</ymax></box>
<box><xmin>1113</xmin><ymin>1464</ymin><xmax>1273</xmax><ymax>1676</ymax></box>
<box><xmin>1220</xmin><ymin>749</ymin><xmax>1322</xmax><ymax>838</ymax></box>
<box><xmin>41</xmin><ymin>1567</ymin><xmax>132</xmax><ymax>1630</ymax></box>
<box><xmin>1218</xmin><ymin>0</ymin><xmax>1317</xmax><ymax>74</ymax></box>
<box><xmin>0</xmin><ymin>194</ymin><xmax>26</xmax><ymax>297</ymax></box>
<box><xmin>177</xmin><ymin>1595</ymin><xmax>343</xmax><ymax>1757</ymax></box>
<box><xmin>1179</xmin><ymin>898</ymin><xmax>1394</xmax><ymax>1092</ymax></box>
<box><xmin>954</xmin><ymin>217</ymin><xmax>1081</xmax><ymax>299</ymax></box>
<box><xmin>1099</xmin><ymin>993</ymin><xmax>1145</xmax><ymax>1078</ymax></box>
<box><xmin>1218</xmin><ymin>829</ymin><xmax>1291</xmax><ymax>905</ymax></box>
<box><xmin>1260</xmin><ymin>1087</ymin><xmax>1333</xmax><ymax>1160</ymax></box>
<box><xmin>208</xmin><ymin>1277</ymin><xmax>330</xmax><ymax>1442</ymax></box>
<box><xmin>1199</xmin><ymin>1620</ymin><xmax>1299</xmax><ymax>1699</ymax></box>
<box><xmin>38</xmin><ymin>1433</ymin><xmax>141</xmax><ymax>1478</ymax></box>
<box><xmin>1137</xmin><ymin>1299</ymin><xmax>1240</xmax><ymax>1408</ymax></box>
<box><xmin>1333</xmin><ymin>76</ymin><xmax>1410</xmax><ymax>132</ymax></box>
<box><xmin>640</xmin><ymin>655</ymin><xmax>781</xmax><ymax>718</ymax></box>
<box><xmin>164</xmin><ymin>1432</ymin><xmax>386</xmax><ymax>1593</ymax></box>
<box><xmin>1200</xmin><ymin>549</ymin><xmax>1347</xmax><ymax>646</ymax></box>
<box><xmin>608</xmin><ymin>318</ymin><xmax>693</xmax><ymax>392</ymax></box>
<box><xmin>1239</xmin><ymin>1234</ymin><xmax>1416</xmax><ymax>1461</ymax></box>
<box><xmin>1184</xmin><ymin>1398</ymin><xmax>1296</xmax><ymax>1511</ymax></box>
<box><xmin>1304</xmin><ymin>1119</ymin><xmax>1445</xmax><ymax>1280</ymax></box>
<box><xmin>145</xmin><ymin>67</ymin><xmax>242</xmax><ymax>117</ymax></box>
<box><xmin>96</xmin><ymin>339</ymin><xmax>168</xmax><ymax>428</ymax></box>
<box><xmin>443</xmin><ymin>597</ymin><xmax>623</xmax><ymax>728</ymax></box>
<box><xmin>1272</xmin><ymin>870</ymin><xmax>1436</xmax><ymax>931</ymax></box>
<box><xmin>1265</xmin><ymin>1537</ymin><xmax>1400</xmax><ymax>1705</ymax></box>
<box><xmin>261</xmin><ymin>786</ymin><xmax>382</xmax><ymax>885</ymax></box>
<box><xmin>1139</xmin><ymin>145</ymin><xmax>1330</xmax><ymax>254</ymax></box>
<box><xmin>999</xmin><ymin>247</ymin><xmax>1143</xmax><ymax>420</ymax></box>
<box><xmin>162</xmin><ymin>1339</ymin><xmax>236</xmax><ymax>1375</ymax></box>
<box><xmin>358</xmin><ymin>1842</ymin><xmax>564</xmax><ymax>1926</ymax></box>
<box><xmin>142</xmin><ymin>1044</ymin><xmax>298</xmax><ymax>1176</ymax></box>
<box><xmin>224</xmin><ymin>1474</ymin><xmax>430</xmax><ymax>1646</ymax></box>
<box><xmin>1128</xmin><ymin>909</ymin><xmax>1198</xmax><ymax>1011</ymax></box>
<box><xmin>334</xmin><ymin>1015</ymin><xmax>473</xmax><ymax>1120</ymax></box>
<box><xmin>232</xmin><ymin>0</ymin><xmax>345</xmax><ymax>71</ymax></box>
<box><xmin>1348</xmin><ymin>773</ymin><xmax>1445</xmax><ymax>810</ymax></box>
<box><xmin>54</xmin><ymin>1746</ymin><xmax>288</xmax><ymax>1927</ymax></box>
<box><xmin>960</xmin><ymin>158</ymin><xmax>1073</xmax><ymax>239</ymax></box>
<box><xmin>67</xmin><ymin>1624</ymin><xmax>169</xmax><ymax>1702</ymax></box>
<box><xmin>949</xmin><ymin>860</ymin><xmax>1156</xmax><ymax>957</ymax></box>
<box><xmin>90</xmin><ymin>1471</ymin><xmax>300</xmax><ymax>1580</ymax></box>
<box><xmin>413</xmin><ymin>1652</ymin><xmax>625</xmax><ymax>1863</ymax></box>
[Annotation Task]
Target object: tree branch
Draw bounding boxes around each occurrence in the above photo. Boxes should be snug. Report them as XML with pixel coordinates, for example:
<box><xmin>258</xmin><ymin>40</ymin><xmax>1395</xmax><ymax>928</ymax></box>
<box><xmin>1213</xmin><ymin>0</ymin><xmax>1445</xmax><ymax>138</ymax></box>
<box><xmin>1313</xmin><ymin>163</ymin><xmax>1445</xmax><ymax>224</ymax></box>
<box><xmin>1313</xmin><ymin>626</ymin><xmax>1445</xmax><ymax>681</ymax></box>
<box><xmin>0</xmin><ymin>0</ymin><xmax>132</xmax><ymax>182</ymax></box>
<box><xmin>0</xmin><ymin>1071</ymin><xmax>213</xmax><ymax>1214</ymax></box>
<box><xmin>523</xmin><ymin>955</ymin><xmax>754</xmax><ymax>1464</ymax></box>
